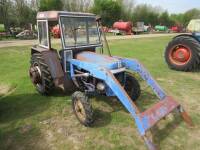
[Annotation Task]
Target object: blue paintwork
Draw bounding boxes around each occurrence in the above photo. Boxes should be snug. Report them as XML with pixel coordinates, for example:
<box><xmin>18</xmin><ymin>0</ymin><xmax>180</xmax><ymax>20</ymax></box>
<box><xmin>116</xmin><ymin>57</ymin><xmax>166</xmax><ymax>100</ymax></box>
<box><xmin>76</xmin><ymin>52</ymin><xmax>121</xmax><ymax>70</ymax></box>
<box><xmin>193</xmin><ymin>32</ymin><xmax>200</xmax><ymax>42</ymax></box>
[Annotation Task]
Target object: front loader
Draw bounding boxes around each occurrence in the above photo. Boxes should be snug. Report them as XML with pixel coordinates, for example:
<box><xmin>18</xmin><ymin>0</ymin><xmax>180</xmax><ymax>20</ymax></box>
<box><xmin>29</xmin><ymin>11</ymin><xmax>193</xmax><ymax>150</ymax></box>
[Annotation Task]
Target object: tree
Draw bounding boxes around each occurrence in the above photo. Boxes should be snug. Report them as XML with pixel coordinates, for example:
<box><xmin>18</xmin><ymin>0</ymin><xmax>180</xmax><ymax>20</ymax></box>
<box><xmin>170</xmin><ymin>13</ymin><xmax>184</xmax><ymax>25</ymax></box>
<box><xmin>133</xmin><ymin>4</ymin><xmax>160</xmax><ymax>26</ymax></box>
<box><xmin>62</xmin><ymin>0</ymin><xmax>92</xmax><ymax>12</ymax></box>
<box><xmin>39</xmin><ymin>0</ymin><xmax>63</xmax><ymax>11</ymax></box>
<box><xmin>120</xmin><ymin>0</ymin><xmax>135</xmax><ymax>21</ymax></box>
<box><xmin>182</xmin><ymin>8</ymin><xmax>200</xmax><ymax>26</ymax></box>
<box><xmin>159</xmin><ymin>11</ymin><xmax>174</xmax><ymax>26</ymax></box>
<box><xmin>0</xmin><ymin>0</ymin><xmax>12</xmax><ymax>31</ymax></box>
<box><xmin>170</xmin><ymin>9</ymin><xmax>200</xmax><ymax>27</ymax></box>
<box><xmin>14</xmin><ymin>0</ymin><xmax>37</xmax><ymax>27</ymax></box>
<box><xmin>91</xmin><ymin>0</ymin><xmax>122</xmax><ymax>26</ymax></box>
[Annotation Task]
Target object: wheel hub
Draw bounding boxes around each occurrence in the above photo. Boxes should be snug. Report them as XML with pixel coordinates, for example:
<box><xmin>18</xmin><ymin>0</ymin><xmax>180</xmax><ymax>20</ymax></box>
<box><xmin>29</xmin><ymin>66</ymin><xmax>41</xmax><ymax>84</ymax></box>
<box><xmin>170</xmin><ymin>45</ymin><xmax>191</xmax><ymax>65</ymax></box>
<box><xmin>75</xmin><ymin>100</ymin><xmax>86</xmax><ymax>121</ymax></box>
<box><xmin>173</xmin><ymin>47</ymin><xmax>190</xmax><ymax>62</ymax></box>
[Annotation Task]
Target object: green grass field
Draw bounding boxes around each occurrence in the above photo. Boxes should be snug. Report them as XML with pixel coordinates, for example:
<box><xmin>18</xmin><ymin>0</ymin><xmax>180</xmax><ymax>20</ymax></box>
<box><xmin>0</xmin><ymin>36</ymin><xmax>200</xmax><ymax>150</ymax></box>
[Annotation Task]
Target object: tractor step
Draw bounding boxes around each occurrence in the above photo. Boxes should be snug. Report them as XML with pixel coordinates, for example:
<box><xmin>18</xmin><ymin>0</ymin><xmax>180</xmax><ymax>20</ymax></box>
<box><xmin>140</xmin><ymin>96</ymin><xmax>180</xmax><ymax>131</ymax></box>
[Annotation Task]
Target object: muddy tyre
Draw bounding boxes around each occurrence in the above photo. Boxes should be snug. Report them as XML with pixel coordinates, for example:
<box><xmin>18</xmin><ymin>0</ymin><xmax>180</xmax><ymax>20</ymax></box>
<box><xmin>165</xmin><ymin>36</ymin><xmax>200</xmax><ymax>71</ymax></box>
<box><xmin>29</xmin><ymin>53</ymin><xmax>54</xmax><ymax>94</ymax></box>
<box><xmin>124</xmin><ymin>73</ymin><xmax>141</xmax><ymax>101</ymax></box>
<box><xmin>72</xmin><ymin>91</ymin><xmax>94</xmax><ymax>126</ymax></box>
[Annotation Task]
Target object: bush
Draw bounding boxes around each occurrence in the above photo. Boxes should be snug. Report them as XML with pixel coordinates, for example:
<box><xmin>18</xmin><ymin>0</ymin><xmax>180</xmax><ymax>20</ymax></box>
<box><xmin>0</xmin><ymin>24</ymin><xmax>6</xmax><ymax>32</ymax></box>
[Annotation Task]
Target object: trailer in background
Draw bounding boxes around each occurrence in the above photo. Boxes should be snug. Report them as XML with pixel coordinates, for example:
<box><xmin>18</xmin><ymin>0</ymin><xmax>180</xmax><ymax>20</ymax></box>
<box><xmin>112</xmin><ymin>21</ymin><xmax>132</xmax><ymax>35</ymax></box>
<box><xmin>155</xmin><ymin>25</ymin><xmax>169</xmax><ymax>32</ymax></box>
<box><xmin>132</xmin><ymin>22</ymin><xmax>151</xmax><ymax>34</ymax></box>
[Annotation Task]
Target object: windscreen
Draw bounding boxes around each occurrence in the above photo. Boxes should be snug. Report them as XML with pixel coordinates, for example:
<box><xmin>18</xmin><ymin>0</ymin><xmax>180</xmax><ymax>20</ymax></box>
<box><xmin>60</xmin><ymin>16</ymin><xmax>100</xmax><ymax>48</ymax></box>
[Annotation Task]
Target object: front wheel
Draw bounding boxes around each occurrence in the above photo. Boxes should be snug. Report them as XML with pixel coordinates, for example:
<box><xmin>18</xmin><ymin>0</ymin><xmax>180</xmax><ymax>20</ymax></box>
<box><xmin>124</xmin><ymin>73</ymin><xmax>141</xmax><ymax>101</ymax></box>
<box><xmin>72</xmin><ymin>91</ymin><xmax>94</xmax><ymax>126</ymax></box>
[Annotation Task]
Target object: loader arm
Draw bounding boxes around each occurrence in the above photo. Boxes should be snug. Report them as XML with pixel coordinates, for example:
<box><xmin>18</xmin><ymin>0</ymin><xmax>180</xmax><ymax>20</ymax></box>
<box><xmin>117</xmin><ymin>57</ymin><xmax>166</xmax><ymax>100</ymax></box>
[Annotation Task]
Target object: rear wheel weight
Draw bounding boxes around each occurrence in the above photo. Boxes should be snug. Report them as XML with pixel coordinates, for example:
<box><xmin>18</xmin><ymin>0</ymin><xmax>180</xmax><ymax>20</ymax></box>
<box><xmin>165</xmin><ymin>35</ymin><xmax>200</xmax><ymax>71</ymax></box>
<box><xmin>72</xmin><ymin>91</ymin><xmax>94</xmax><ymax>127</ymax></box>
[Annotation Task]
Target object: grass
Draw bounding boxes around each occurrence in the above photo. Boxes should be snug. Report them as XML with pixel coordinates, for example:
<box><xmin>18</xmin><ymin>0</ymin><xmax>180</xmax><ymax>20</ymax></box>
<box><xmin>0</xmin><ymin>35</ymin><xmax>16</xmax><ymax>41</ymax></box>
<box><xmin>0</xmin><ymin>36</ymin><xmax>200</xmax><ymax>150</ymax></box>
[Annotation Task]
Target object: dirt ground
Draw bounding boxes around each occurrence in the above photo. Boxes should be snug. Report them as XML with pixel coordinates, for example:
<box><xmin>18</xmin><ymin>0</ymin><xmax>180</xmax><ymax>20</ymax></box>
<box><xmin>0</xmin><ymin>33</ymin><xmax>180</xmax><ymax>48</ymax></box>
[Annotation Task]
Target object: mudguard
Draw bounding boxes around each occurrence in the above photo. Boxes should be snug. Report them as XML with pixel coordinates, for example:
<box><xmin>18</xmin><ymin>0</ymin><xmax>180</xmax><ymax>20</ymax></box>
<box><xmin>31</xmin><ymin>46</ymin><xmax>65</xmax><ymax>87</ymax></box>
<box><xmin>173</xmin><ymin>33</ymin><xmax>200</xmax><ymax>42</ymax></box>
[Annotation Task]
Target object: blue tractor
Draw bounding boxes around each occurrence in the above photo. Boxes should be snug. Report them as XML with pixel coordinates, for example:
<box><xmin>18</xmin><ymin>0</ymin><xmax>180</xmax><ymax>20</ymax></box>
<box><xmin>29</xmin><ymin>11</ymin><xmax>193</xmax><ymax>150</ymax></box>
<box><xmin>165</xmin><ymin>33</ymin><xmax>200</xmax><ymax>71</ymax></box>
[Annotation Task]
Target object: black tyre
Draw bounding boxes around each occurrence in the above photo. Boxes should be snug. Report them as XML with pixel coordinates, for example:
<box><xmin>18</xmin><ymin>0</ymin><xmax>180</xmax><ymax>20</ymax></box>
<box><xmin>29</xmin><ymin>53</ymin><xmax>54</xmax><ymax>94</ymax></box>
<box><xmin>124</xmin><ymin>73</ymin><xmax>141</xmax><ymax>101</ymax></box>
<box><xmin>72</xmin><ymin>91</ymin><xmax>94</xmax><ymax>126</ymax></box>
<box><xmin>165</xmin><ymin>35</ymin><xmax>200</xmax><ymax>71</ymax></box>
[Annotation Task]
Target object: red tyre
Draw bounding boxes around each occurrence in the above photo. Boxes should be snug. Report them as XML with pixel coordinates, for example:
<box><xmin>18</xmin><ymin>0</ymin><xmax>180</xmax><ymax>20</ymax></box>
<box><xmin>165</xmin><ymin>35</ymin><xmax>200</xmax><ymax>71</ymax></box>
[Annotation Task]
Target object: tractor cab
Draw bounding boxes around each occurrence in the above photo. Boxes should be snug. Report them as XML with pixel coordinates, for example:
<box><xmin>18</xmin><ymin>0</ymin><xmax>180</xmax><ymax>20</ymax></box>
<box><xmin>35</xmin><ymin>11</ymin><xmax>121</xmax><ymax>74</ymax></box>
<box><xmin>36</xmin><ymin>11</ymin><xmax>102</xmax><ymax>53</ymax></box>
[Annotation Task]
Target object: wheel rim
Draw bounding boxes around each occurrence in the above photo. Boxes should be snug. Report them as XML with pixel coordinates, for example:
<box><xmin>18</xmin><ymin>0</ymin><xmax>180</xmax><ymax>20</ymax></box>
<box><xmin>169</xmin><ymin>44</ymin><xmax>191</xmax><ymax>65</ymax></box>
<box><xmin>29</xmin><ymin>63</ymin><xmax>42</xmax><ymax>85</ymax></box>
<box><xmin>74</xmin><ymin>99</ymin><xmax>86</xmax><ymax>122</ymax></box>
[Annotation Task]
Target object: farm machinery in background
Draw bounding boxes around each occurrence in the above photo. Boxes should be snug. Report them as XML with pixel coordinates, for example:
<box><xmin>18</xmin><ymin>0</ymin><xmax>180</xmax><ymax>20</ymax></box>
<box><xmin>187</xmin><ymin>19</ymin><xmax>200</xmax><ymax>32</ymax></box>
<box><xmin>132</xmin><ymin>22</ymin><xmax>152</xmax><ymax>34</ymax></box>
<box><xmin>170</xmin><ymin>25</ymin><xmax>183</xmax><ymax>33</ymax></box>
<box><xmin>29</xmin><ymin>11</ymin><xmax>193</xmax><ymax>150</ymax></box>
<box><xmin>16</xmin><ymin>30</ymin><xmax>37</xmax><ymax>40</ymax></box>
<box><xmin>51</xmin><ymin>25</ymin><xmax>61</xmax><ymax>38</ymax></box>
<box><xmin>165</xmin><ymin>19</ymin><xmax>200</xmax><ymax>71</ymax></box>
<box><xmin>108</xmin><ymin>21</ymin><xmax>151</xmax><ymax>35</ymax></box>
<box><xmin>154</xmin><ymin>25</ymin><xmax>169</xmax><ymax>32</ymax></box>
<box><xmin>112</xmin><ymin>21</ymin><xmax>133</xmax><ymax>35</ymax></box>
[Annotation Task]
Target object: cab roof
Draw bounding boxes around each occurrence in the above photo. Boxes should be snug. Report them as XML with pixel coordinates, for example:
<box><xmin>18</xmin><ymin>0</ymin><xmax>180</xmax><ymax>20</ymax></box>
<box><xmin>37</xmin><ymin>11</ymin><xmax>96</xmax><ymax>21</ymax></box>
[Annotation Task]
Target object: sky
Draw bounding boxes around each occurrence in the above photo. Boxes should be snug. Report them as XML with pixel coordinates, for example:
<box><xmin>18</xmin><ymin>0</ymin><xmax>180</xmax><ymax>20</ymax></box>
<box><xmin>136</xmin><ymin>0</ymin><xmax>200</xmax><ymax>14</ymax></box>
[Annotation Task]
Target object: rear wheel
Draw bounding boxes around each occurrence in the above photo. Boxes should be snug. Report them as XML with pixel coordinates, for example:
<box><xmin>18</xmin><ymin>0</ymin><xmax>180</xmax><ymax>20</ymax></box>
<box><xmin>124</xmin><ymin>73</ymin><xmax>141</xmax><ymax>101</ymax></box>
<box><xmin>29</xmin><ymin>53</ymin><xmax>54</xmax><ymax>94</ymax></box>
<box><xmin>165</xmin><ymin>36</ymin><xmax>200</xmax><ymax>71</ymax></box>
<box><xmin>72</xmin><ymin>91</ymin><xmax>94</xmax><ymax>126</ymax></box>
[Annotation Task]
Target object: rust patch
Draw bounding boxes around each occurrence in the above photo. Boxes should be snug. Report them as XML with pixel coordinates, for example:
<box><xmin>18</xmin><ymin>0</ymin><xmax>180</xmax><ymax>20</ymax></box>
<box><xmin>179</xmin><ymin>107</ymin><xmax>194</xmax><ymax>127</ymax></box>
<box><xmin>41</xmin><ymin>50</ymin><xmax>65</xmax><ymax>87</ymax></box>
<box><xmin>75</xmin><ymin>51</ymin><xmax>118</xmax><ymax>63</ymax></box>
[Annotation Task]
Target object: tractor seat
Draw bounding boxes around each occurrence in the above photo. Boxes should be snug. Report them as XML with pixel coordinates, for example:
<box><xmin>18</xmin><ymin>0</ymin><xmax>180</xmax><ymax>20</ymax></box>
<box><xmin>75</xmin><ymin>51</ymin><xmax>121</xmax><ymax>70</ymax></box>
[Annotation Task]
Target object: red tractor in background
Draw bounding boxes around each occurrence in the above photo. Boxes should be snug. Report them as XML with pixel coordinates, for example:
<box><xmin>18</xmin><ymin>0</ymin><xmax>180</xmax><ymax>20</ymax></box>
<box><xmin>170</xmin><ymin>25</ymin><xmax>183</xmax><ymax>33</ymax></box>
<box><xmin>165</xmin><ymin>20</ymin><xmax>200</xmax><ymax>71</ymax></box>
<box><xmin>51</xmin><ymin>25</ymin><xmax>60</xmax><ymax>38</ymax></box>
